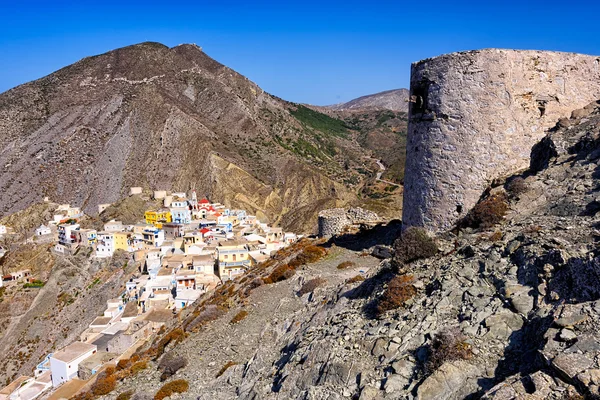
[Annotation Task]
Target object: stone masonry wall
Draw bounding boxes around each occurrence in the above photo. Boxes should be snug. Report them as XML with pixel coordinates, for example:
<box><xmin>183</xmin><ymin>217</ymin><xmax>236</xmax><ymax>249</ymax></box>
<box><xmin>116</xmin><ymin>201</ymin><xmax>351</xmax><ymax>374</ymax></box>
<box><xmin>318</xmin><ymin>207</ymin><xmax>380</xmax><ymax>238</ymax></box>
<box><xmin>402</xmin><ymin>49</ymin><xmax>600</xmax><ymax>231</ymax></box>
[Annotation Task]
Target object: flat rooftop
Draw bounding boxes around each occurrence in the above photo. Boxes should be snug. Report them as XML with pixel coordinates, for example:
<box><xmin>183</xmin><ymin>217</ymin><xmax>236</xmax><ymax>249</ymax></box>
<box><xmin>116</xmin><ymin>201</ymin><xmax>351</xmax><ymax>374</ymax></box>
<box><xmin>51</xmin><ymin>342</ymin><xmax>96</xmax><ymax>363</ymax></box>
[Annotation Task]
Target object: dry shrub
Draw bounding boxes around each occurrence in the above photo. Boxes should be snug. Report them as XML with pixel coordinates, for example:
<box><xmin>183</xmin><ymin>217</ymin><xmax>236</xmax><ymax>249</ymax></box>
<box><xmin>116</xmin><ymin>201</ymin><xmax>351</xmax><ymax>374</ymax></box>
<box><xmin>154</xmin><ymin>379</ymin><xmax>189</xmax><ymax>400</ymax></box>
<box><xmin>347</xmin><ymin>275</ymin><xmax>365</xmax><ymax>284</ymax></box>
<box><xmin>394</xmin><ymin>227</ymin><xmax>438</xmax><ymax>266</ymax></box>
<box><xmin>246</xmin><ymin>277</ymin><xmax>264</xmax><ymax>291</ymax></box>
<box><xmin>375</xmin><ymin>275</ymin><xmax>417</xmax><ymax>316</ymax></box>
<box><xmin>230</xmin><ymin>310</ymin><xmax>249</xmax><ymax>324</ymax></box>
<box><xmin>489</xmin><ymin>231</ymin><xmax>503</xmax><ymax>242</ymax></box>
<box><xmin>264</xmin><ymin>264</ymin><xmax>295</xmax><ymax>284</ymax></box>
<box><xmin>289</xmin><ymin>245</ymin><xmax>327</xmax><ymax>268</ymax></box>
<box><xmin>116</xmin><ymin>391</ymin><xmax>134</xmax><ymax>400</ymax></box>
<box><xmin>185</xmin><ymin>305</ymin><xmax>223</xmax><ymax>332</ymax></box>
<box><xmin>158</xmin><ymin>353</ymin><xmax>187</xmax><ymax>382</ymax></box>
<box><xmin>298</xmin><ymin>278</ymin><xmax>326</xmax><ymax>296</ymax></box>
<box><xmin>425</xmin><ymin>329</ymin><xmax>473</xmax><ymax>374</ymax></box>
<box><xmin>336</xmin><ymin>261</ymin><xmax>356</xmax><ymax>270</ymax></box>
<box><xmin>91</xmin><ymin>368</ymin><xmax>117</xmax><ymax>396</ymax></box>
<box><xmin>461</xmin><ymin>192</ymin><xmax>509</xmax><ymax>229</ymax></box>
<box><xmin>216</xmin><ymin>361</ymin><xmax>238</xmax><ymax>378</ymax></box>
<box><xmin>506</xmin><ymin>177</ymin><xmax>528</xmax><ymax>197</ymax></box>
<box><xmin>116</xmin><ymin>358</ymin><xmax>131</xmax><ymax>371</ymax></box>
<box><xmin>130</xmin><ymin>360</ymin><xmax>148</xmax><ymax>375</ymax></box>
<box><xmin>151</xmin><ymin>328</ymin><xmax>187</xmax><ymax>359</ymax></box>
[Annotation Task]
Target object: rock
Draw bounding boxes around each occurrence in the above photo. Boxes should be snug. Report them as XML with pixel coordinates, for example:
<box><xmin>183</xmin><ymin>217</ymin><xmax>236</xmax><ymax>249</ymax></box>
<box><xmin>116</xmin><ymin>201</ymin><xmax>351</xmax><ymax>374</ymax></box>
<box><xmin>371</xmin><ymin>245</ymin><xmax>393</xmax><ymax>259</ymax></box>
<box><xmin>358</xmin><ymin>385</ymin><xmax>381</xmax><ymax>400</ymax></box>
<box><xmin>384</xmin><ymin>374</ymin><xmax>408</xmax><ymax>394</ymax></box>
<box><xmin>416</xmin><ymin>360</ymin><xmax>480</xmax><ymax>400</ymax></box>
<box><xmin>551</xmin><ymin>353</ymin><xmax>594</xmax><ymax>380</ymax></box>
<box><xmin>558</xmin><ymin>328</ymin><xmax>577</xmax><ymax>342</ymax></box>
<box><xmin>484</xmin><ymin>311</ymin><xmax>524</xmax><ymax>339</ymax></box>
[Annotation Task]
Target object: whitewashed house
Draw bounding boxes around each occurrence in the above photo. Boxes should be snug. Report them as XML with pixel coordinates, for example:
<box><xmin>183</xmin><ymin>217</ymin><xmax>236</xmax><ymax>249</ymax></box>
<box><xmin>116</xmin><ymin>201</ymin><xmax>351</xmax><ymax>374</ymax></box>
<box><xmin>35</xmin><ymin>225</ymin><xmax>52</xmax><ymax>236</ymax></box>
<box><xmin>95</xmin><ymin>232</ymin><xmax>115</xmax><ymax>258</ymax></box>
<box><xmin>50</xmin><ymin>342</ymin><xmax>97</xmax><ymax>387</ymax></box>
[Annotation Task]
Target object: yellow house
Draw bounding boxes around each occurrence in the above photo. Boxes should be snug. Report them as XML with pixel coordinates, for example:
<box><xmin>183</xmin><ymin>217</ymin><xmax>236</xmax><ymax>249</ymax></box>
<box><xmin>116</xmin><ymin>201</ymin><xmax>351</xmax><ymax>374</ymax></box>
<box><xmin>144</xmin><ymin>209</ymin><xmax>172</xmax><ymax>228</ymax></box>
<box><xmin>217</xmin><ymin>240</ymin><xmax>250</xmax><ymax>281</ymax></box>
<box><xmin>114</xmin><ymin>232</ymin><xmax>129</xmax><ymax>251</ymax></box>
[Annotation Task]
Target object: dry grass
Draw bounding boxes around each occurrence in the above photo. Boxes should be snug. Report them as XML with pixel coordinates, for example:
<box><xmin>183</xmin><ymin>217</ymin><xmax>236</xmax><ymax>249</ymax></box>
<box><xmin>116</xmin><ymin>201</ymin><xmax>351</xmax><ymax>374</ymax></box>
<box><xmin>298</xmin><ymin>278</ymin><xmax>326</xmax><ymax>296</ymax></box>
<box><xmin>336</xmin><ymin>261</ymin><xmax>356</xmax><ymax>270</ymax></box>
<box><xmin>116</xmin><ymin>391</ymin><xmax>133</xmax><ymax>400</ymax></box>
<box><xmin>216</xmin><ymin>361</ymin><xmax>238</xmax><ymax>378</ymax></box>
<box><xmin>154</xmin><ymin>379</ymin><xmax>189</xmax><ymax>400</ymax></box>
<box><xmin>375</xmin><ymin>274</ymin><xmax>417</xmax><ymax>316</ymax></box>
<box><xmin>90</xmin><ymin>367</ymin><xmax>117</xmax><ymax>396</ymax></box>
<box><xmin>230</xmin><ymin>310</ymin><xmax>249</xmax><ymax>324</ymax></box>
<box><xmin>424</xmin><ymin>328</ymin><xmax>473</xmax><ymax>374</ymax></box>
<box><xmin>347</xmin><ymin>275</ymin><xmax>365</xmax><ymax>284</ymax></box>
<box><xmin>264</xmin><ymin>264</ymin><xmax>295</xmax><ymax>284</ymax></box>
<box><xmin>288</xmin><ymin>245</ymin><xmax>327</xmax><ymax>268</ymax></box>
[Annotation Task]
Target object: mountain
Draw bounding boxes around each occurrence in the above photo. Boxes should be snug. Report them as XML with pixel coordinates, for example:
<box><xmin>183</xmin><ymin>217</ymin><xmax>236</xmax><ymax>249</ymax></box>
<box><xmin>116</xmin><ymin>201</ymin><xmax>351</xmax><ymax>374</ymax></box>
<box><xmin>327</xmin><ymin>88</ymin><xmax>409</xmax><ymax>112</ymax></box>
<box><xmin>64</xmin><ymin>99</ymin><xmax>600</xmax><ymax>400</ymax></box>
<box><xmin>0</xmin><ymin>42</ymin><xmax>399</xmax><ymax>233</ymax></box>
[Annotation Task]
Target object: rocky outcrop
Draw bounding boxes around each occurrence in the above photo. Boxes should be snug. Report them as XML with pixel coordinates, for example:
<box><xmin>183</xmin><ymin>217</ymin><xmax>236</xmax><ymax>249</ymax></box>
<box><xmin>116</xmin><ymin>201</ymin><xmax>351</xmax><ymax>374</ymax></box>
<box><xmin>403</xmin><ymin>49</ymin><xmax>600</xmax><ymax>231</ymax></box>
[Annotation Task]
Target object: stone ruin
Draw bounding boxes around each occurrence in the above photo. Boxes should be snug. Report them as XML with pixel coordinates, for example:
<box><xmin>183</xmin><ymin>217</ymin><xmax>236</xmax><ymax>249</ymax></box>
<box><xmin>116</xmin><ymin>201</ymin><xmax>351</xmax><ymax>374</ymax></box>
<box><xmin>402</xmin><ymin>49</ymin><xmax>600</xmax><ymax>232</ymax></box>
<box><xmin>318</xmin><ymin>207</ymin><xmax>380</xmax><ymax>238</ymax></box>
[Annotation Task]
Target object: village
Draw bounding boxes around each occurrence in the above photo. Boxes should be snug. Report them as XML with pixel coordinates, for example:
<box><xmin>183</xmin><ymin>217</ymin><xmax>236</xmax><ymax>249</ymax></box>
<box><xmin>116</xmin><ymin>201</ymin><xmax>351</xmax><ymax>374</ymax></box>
<box><xmin>0</xmin><ymin>188</ymin><xmax>300</xmax><ymax>400</ymax></box>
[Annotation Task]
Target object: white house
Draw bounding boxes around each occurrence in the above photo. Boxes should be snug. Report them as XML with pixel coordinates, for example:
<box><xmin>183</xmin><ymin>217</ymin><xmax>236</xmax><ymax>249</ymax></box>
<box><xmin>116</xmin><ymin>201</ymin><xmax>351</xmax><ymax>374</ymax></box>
<box><xmin>35</xmin><ymin>225</ymin><xmax>52</xmax><ymax>236</ymax></box>
<box><xmin>57</xmin><ymin>223</ymin><xmax>80</xmax><ymax>246</ymax></box>
<box><xmin>49</xmin><ymin>342</ymin><xmax>97</xmax><ymax>387</ymax></box>
<box><xmin>95</xmin><ymin>232</ymin><xmax>115</xmax><ymax>258</ymax></box>
<box><xmin>103</xmin><ymin>220</ymin><xmax>124</xmax><ymax>232</ymax></box>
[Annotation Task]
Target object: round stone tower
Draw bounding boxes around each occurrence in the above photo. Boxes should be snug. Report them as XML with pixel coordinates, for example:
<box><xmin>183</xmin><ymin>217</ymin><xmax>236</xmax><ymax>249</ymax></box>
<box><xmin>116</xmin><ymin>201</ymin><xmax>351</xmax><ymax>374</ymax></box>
<box><xmin>402</xmin><ymin>49</ymin><xmax>600</xmax><ymax>232</ymax></box>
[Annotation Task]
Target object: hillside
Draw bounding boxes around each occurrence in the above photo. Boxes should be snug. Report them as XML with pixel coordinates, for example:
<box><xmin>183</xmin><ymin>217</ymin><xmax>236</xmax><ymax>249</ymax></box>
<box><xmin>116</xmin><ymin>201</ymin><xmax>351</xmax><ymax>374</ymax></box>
<box><xmin>72</xmin><ymin>100</ymin><xmax>600</xmax><ymax>400</ymax></box>
<box><xmin>327</xmin><ymin>88</ymin><xmax>409</xmax><ymax>112</ymax></box>
<box><xmin>0</xmin><ymin>42</ymin><xmax>397</xmax><ymax>233</ymax></box>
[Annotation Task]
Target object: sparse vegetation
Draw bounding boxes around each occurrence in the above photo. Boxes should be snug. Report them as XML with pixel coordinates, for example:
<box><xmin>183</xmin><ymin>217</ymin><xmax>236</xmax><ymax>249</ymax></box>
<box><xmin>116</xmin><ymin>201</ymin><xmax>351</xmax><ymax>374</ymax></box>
<box><xmin>461</xmin><ymin>192</ymin><xmax>509</xmax><ymax>229</ymax></box>
<box><xmin>424</xmin><ymin>328</ymin><xmax>473</xmax><ymax>374</ymax></box>
<box><xmin>288</xmin><ymin>245</ymin><xmax>327</xmax><ymax>268</ymax></box>
<box><xmin>216</xmin><ymin>361</ymin><xmax>238</xmax><ymax>378</ymax></box>
<box><xmin>347</xmin><ymin>275</ymin><xmax>365</xmax><ymax>284</ymax></box>
<box><xmin>506</xmin><ymin>177</ymin><xmax>528</xmax><ymax>197</ymax></box>
<box><xmin>91</xmin><ymin>367</ymin><xmax>117</xmax><ymax>396</ymax></box>
<box><xmin>154</xmin><ymin>379</ymin><xmax>189</xmax><ymax>400</ymax></box>
<box><xmin>336</xmin><ymin>261</ymin><xmax>356</xmax><ymax>270</ymax></box>
<box><xmin>298</xmin><ymin>278</ymin><xmax>326</xmax><ymax>296</ymax></box>
<box><xmin>290</xmin><ymin>104</ymin><xmax>350</xmax><ymax>138</ymax></box>
<box><xmin>230</xmin><ymin>310</ymin><xmax>249</xmax><ymax>324</ymax></box>
<box><xmin>264</xmin><ymin>264</ymin><xmax>295</xmax><ymax>284</ymax></box>
<box><xmin>116</xmin><ymin>391</ymin><xmax>134</xmax><ymax>400</ymax></box>
<box><xmin>393</xmin><ymin>227</ymin><xmax>438</xmax><ymax>266</ymax></box>
<box><xmin>23</xmin><ymin>279</ymin><xmax>45</xmax><ymax>288</ymax></box>
<box><xmin>375</xmin><ymin>275</ymin><xmax>417</xmax><ymax>316</ymax></box>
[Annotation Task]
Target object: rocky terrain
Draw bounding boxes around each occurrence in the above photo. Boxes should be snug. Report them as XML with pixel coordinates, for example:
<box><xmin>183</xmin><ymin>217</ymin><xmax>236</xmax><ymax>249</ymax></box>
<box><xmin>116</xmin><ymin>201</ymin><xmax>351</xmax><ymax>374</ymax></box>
<box><xmin>69</xmin><ymin>99</ymin><xmax>600</xmax><ymax>400</ymax></box>
<box><xmin>0</xmin><ymin>246</ymin><xmax>134</xmax><ymax>386</ymax></box>
<box><xmin>0</xmin><ymin>42</ymin><xmax>404</xmax><ymax>233</ymax></box>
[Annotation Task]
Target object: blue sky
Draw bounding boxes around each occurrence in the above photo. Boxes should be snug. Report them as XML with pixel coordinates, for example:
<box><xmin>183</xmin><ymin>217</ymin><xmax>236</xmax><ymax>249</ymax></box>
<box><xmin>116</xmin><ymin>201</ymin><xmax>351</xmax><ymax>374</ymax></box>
<box><xmin>1</xmin><ymin>0</ymin><xmax>599</xmax><ymax>105</ymax></box>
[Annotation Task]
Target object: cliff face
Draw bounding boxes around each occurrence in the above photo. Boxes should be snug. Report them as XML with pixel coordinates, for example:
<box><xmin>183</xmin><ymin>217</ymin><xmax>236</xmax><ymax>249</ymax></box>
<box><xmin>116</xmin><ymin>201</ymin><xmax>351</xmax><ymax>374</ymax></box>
<box><xmin>402</xmin><ymin>49</ymin><xmax>600</xmax><ymax>231</ymax></box>
<box><xmin>0</xmin><ymin>42</ymin><xmax>370</xmax><ymax>233</ymax></box>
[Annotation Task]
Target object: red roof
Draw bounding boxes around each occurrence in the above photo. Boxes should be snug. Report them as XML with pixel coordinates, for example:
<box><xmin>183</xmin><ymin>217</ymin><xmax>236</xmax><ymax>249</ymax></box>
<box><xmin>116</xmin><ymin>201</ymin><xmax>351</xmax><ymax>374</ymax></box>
<box><xmin>200</xmin><ymin>228</ymin><xmax>210</xmax><ymax>234</ymax></box>
<box><xmin>214</xmin><ymin>213</ymin><xmax>221</xmax><ymax>217</ymax></box>
<box><xmin>200</xmin><ymin>198</ymin><xmax>210</xmax><ymax>204</ymax></box>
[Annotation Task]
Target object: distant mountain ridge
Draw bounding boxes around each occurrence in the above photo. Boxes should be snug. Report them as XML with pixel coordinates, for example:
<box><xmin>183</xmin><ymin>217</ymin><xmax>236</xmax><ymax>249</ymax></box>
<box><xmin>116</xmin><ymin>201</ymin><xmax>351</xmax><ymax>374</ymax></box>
<box><xmin>327</xmin><ymin>88</ymin><xmax>409</xmax><ymax>112</ymax></box>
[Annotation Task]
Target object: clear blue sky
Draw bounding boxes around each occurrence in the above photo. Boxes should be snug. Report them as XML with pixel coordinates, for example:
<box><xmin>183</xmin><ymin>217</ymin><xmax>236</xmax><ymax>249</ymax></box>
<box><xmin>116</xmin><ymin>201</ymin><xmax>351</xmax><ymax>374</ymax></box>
<box><xmin>1</xmin><ymin>0</ymin><xmax>599</xmax><ymax>105</ymax></box>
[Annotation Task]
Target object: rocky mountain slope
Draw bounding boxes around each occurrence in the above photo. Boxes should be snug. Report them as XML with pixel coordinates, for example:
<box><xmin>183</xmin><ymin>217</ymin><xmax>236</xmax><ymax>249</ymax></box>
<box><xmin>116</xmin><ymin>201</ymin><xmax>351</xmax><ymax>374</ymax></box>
<box><xmin>0</xmin><ymin>42</ymin><xmax>394</xmax><ymax>233</ymax></box>
<box><xmin>327</xmin><ymin>89</ymin><xmax>409</xmax><ymax>112</ymax></box>
<box><xmin>87</xmin><ymin>100</ymin><xmax>600</xmax><ymax>399</ymax></box>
